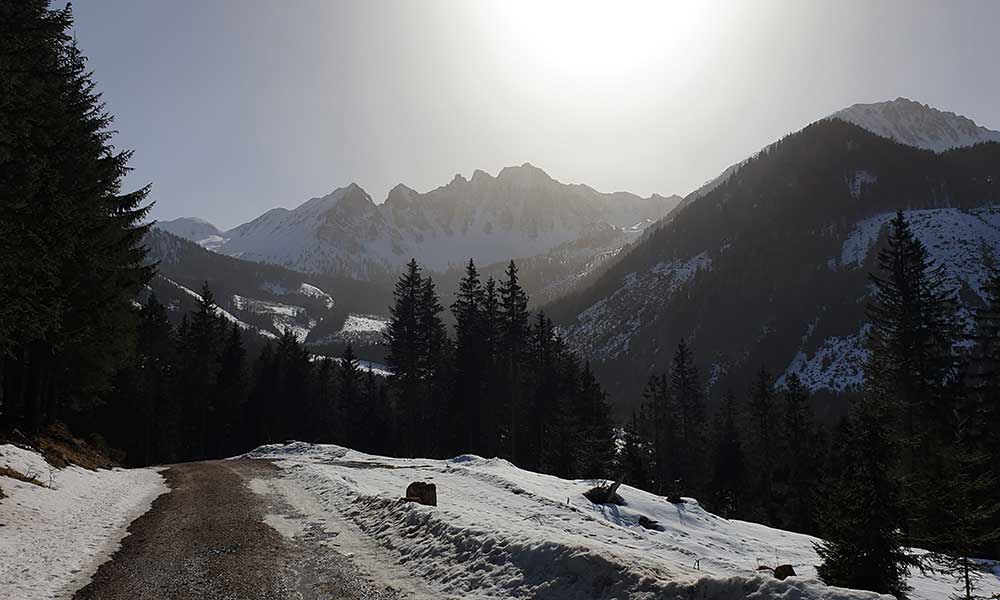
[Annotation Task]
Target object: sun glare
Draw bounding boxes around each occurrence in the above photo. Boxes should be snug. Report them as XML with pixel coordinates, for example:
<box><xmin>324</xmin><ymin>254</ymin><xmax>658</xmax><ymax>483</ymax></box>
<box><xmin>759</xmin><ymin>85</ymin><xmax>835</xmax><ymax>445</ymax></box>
<box><xmin>490</xmin><ymin>0</ymin><xmax>710</xmax><ymax>81</ymax></box>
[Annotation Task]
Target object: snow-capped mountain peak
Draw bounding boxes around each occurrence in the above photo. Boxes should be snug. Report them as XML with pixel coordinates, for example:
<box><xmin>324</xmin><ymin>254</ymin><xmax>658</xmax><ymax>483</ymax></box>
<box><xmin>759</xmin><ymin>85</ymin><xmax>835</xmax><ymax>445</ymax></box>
<box><xmin>830</xmin><ymin>97</ymin><xmax>1000</xmax><ymax>152</ymax></box>
<box><xmin>161</xmin><ymin>165</ymin><xmax>681</xmax><ymax>280</ymax></box>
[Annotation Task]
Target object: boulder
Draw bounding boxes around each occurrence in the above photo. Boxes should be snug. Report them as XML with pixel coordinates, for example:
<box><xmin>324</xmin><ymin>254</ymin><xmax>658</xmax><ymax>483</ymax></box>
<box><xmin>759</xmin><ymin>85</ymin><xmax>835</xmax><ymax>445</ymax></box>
<box><xmin>583</xmin><ymin>480</ymin><xmax>626</xmax><ymax>505</ymax></box>
<box><xmin>638</xmin><ymin>515</ymin><xmax>665</xmax><ymax>531</ymax></box>
<box><xmin>773</xmin><ymin>564</ymin><xmax>796</xmax><ymax>580</ymax></box>
<box><xmin>403</xmin><ymin>481</ymin><xmax>437</xmax><ymax>506</ymax></box>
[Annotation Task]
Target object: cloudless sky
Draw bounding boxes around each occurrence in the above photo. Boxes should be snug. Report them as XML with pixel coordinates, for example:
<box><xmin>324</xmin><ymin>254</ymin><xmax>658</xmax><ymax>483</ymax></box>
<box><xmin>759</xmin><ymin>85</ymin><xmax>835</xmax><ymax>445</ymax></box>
<box><xmin>70</xmin><ymin>0</ymin><xmax>1000</xmax><ymax>229</ymax></box>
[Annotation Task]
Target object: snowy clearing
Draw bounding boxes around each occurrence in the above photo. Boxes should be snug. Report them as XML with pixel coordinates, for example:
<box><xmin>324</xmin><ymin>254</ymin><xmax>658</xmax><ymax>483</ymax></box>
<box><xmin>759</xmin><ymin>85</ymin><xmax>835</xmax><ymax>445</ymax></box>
<box><xmin>0</xmin><ymin>444</ymin><xmax>167</xmax><ymax>600</ymax></box>
<box><xmin>246</xmin><ymin>443</ymin><xmax>999</xmax><ymax>600</ymax></box>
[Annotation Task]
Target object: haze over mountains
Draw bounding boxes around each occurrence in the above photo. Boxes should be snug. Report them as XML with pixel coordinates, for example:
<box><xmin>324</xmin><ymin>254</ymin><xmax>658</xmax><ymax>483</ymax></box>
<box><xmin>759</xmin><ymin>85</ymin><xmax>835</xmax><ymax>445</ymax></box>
<box><xmin>156</xmin><ymin>164</ymin><xmax>681</xmax><ymax>283</ymax></box>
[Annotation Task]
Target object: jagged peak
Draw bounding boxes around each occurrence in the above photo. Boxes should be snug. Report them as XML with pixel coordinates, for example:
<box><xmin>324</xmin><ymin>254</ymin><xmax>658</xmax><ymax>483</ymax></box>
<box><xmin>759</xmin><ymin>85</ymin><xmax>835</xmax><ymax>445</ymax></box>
<box><xmin>497</xmin><ymin>162</ymin><xmax>554</xmax><ymax>185</ymax></box>
<box><xmin>829</xmin><ymin>97</ymin><xmax>1000</xmax><ymax>152</ymax></box>
<box><xmin>384</xmin><ymin>183</ymin><xmax>419</xmax><ymax>208</ymax></box>
<box><xmin>471</xmin><ymin>168</ymin><xmax>493</xmax><ymax>183</ymax></box>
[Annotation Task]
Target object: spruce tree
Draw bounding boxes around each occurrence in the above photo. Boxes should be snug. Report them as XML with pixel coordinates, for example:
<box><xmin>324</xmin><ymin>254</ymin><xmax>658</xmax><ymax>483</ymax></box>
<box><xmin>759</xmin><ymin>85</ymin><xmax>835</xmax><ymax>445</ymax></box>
<box><xmin>499</xmin><ymin>261</ymin><xmax>530</xmax><ymax>462</ymax></box>
<box><xmin>746</xmin><ymin>366</ymin><xmax>777</xmax><ymax>522</ymax></box>
<box><xmin>637</xmin><ymin>375</ymin><xmax>670</xmax><ymax>494</ymax></box>
<box><xmin>778</xmin><ymin>372</ymin><xmax>820</xmax><ymax>533</ymax></box>
<box><xmin>669</xmin><ymin>338</ymin><xmax>706</xmax><ymax>496</ymax></box>
<box><xmin>214</xmin><ymin>323</ymin><xmax>247</xmax><ymax>457</ymax></box>
<box><xmin>175</xmin><ymin>283</ymin><xmax>224</xmax><ymax>459</ymax></box>
<box><xmin>450</xmin><ymin>259</ymin><xmax>485</xmax><ymax>455</ymax></box>
<box><xmin>709</xmin><ymin>390</ymin><xmax>745</xmax><ymax>518</ymax></box>
<box><xmin>620</xmin><ymin>411</ymin><xmax>650</xmax><ymax>489</ymax></box>
<box><xmin>0</xmin><ymin>2</ymin><xmax>153</xmax><ymax>430</ymax></box>
<box><xmin>815</xmin><ymin>384</ymin><xmax>919</xmax><ymax>598</ymax></box>
<box><xmin>339</xmin><ymin>343</ymin><xmax>364</xmax><ymax>449</ymax></box>
<box><xmin>867</xmin><ymin>211</ymin><xmax>958</xmax><ymax>537</ymax></box>
<box><xmin>577</xmin><ymin>362</ymin><xmax>616</xmax><ymax>479</ymax></box>
<box><xmin>384</xmin><ymin>259</ymin><xmax>425</xmax><ymax>455</ymax></box>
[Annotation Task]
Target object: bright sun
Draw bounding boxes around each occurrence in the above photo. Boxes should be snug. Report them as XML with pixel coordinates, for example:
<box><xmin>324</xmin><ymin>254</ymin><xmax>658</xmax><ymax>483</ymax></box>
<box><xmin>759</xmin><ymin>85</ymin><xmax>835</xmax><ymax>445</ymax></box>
<box><xmin>489</xmin><ymin>0</ymin><xmax>711</xmax><ymax>81</ymax></box>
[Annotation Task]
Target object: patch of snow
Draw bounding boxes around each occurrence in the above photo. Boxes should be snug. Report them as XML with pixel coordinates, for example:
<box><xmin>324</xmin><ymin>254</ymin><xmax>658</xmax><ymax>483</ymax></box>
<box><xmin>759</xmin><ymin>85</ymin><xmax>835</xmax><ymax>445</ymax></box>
<box><xmin>831</xmin><ymin>97</ymin><xmax>1000</xmax><ymax>152</ymax></box>
<box><xmin>847</xmin><ymin>170</ymin><xmax>878</xmax><ymax>200</ymax></box>
<box><xmin>160</xmin><ymin>276</ymin><xmax>278</xmax><ymax>339</ymax></box>
<box><xmin>0</xmin><ymin>444</ymin><xmax>168</xmax><ymax>600</ymax></box>
<box><xmin>297</xmin><ymin>283</ymin><xmax>335</xmax><ymax>309</ymax></box>
<box><xmin>779</xmin><ymin>326</ymin><xmax>869</xmax><ymax>393</ymax></box>
<box><xmin>245</xmin><ymin>442</ymin><xmax>988</xmax><ymax>600</ymax></box>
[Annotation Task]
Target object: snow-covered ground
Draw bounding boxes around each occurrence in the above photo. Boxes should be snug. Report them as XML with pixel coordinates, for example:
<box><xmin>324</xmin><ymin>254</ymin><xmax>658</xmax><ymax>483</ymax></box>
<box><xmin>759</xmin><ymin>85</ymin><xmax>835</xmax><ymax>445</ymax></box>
<box><xmin>0</xmin><ymin>444</ymin><xmax>167</xmax><ymax>600</ymax></box>
<box><xmin>246</xmin><ymin>443</ymin><xmax>999</xmax><ymax>600</ymax></box>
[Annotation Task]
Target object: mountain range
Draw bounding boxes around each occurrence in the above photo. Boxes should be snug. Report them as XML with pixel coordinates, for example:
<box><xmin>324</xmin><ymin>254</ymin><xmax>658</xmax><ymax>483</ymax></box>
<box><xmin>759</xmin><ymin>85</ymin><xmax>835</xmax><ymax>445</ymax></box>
<box><xmin>549</xmin><ymin>97</ymin><xmax>1000</xmax><ymax>411</ymax></box>
<box><xmin>156</xmin><ymin>165</ymin><xmax>682</xmax><ymax>291</ymax></box>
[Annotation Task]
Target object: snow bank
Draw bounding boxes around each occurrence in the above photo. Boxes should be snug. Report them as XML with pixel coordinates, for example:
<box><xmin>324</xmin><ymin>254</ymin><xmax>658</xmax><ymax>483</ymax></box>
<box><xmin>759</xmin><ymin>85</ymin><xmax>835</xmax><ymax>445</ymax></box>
<box><xmin>0</xmin><ymin>444</ymin><xmax>167</xmax><ymax>600</ymax></box>
<box><xmin>246</xmin><ymin>442</ymin><xmax>992</xmax><ymax>600</ymax></box>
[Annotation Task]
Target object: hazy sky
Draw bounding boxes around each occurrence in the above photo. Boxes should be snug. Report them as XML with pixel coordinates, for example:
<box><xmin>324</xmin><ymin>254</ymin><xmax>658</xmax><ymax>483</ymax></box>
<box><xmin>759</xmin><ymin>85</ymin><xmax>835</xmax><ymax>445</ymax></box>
<box><xmin>71</xmin><ymin>0</ymin><xmax>1000</xmax><ymax>230</ymax></box>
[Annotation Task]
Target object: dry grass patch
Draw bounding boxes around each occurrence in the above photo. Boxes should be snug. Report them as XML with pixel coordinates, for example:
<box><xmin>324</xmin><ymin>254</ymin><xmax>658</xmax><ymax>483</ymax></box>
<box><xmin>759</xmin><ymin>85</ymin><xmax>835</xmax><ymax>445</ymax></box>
<box><xmin>34</xmin><ymin>423</ymin><xmax>115</xmax><ymax>470</ymax></box>
<box><xmin>0</xmin><ymin>465</ymin><xmax>45</xmax><ymax>487</ymax></box>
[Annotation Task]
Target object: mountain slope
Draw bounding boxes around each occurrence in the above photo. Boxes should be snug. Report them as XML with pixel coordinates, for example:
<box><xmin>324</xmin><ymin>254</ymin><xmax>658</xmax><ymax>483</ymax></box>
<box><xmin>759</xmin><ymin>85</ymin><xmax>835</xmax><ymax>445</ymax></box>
<box><xmin>144</xmin><ymin>229</ymin><xmax>393</xmax><ymax>360</ymax></box>
<box><xmin>550</xmin><ymin>113</ymin><xmax>1000</xmax><ymax>409</ymax></box>
<box><xmin>155</xmin><ymin>165</ymin><xmax>680</xmax><ymax>287</ymax></box>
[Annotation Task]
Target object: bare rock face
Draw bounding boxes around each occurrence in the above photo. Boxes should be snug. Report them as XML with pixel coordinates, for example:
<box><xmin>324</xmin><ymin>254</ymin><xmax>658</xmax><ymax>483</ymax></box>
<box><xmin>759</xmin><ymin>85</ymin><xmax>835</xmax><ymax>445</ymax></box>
<box><xmin>402</xmin><ymin>481</ymin><xmax>437</xmax><ymax>506</ymax></box>
<box><xmin>773</xmin><ymin>564</ymin><xmax>796</xmax><ymax>580</ymax></box>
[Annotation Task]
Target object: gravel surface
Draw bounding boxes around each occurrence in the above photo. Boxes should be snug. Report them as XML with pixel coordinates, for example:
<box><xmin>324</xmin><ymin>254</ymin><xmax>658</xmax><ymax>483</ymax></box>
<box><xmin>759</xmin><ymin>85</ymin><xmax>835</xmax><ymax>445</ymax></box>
<box><xmin>74</xmin><ymin>459</ymin><xmax>401</xmax><ymax>600</ymax></box>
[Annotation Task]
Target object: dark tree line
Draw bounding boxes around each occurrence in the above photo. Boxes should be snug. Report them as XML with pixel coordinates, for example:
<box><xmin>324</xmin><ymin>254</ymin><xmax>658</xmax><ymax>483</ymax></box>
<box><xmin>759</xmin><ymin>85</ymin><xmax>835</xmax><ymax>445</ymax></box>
<box><xmin>101</xmin><ymin>285</ymin><xmax>391</xmax><ymax>465</ymax></box>
<box><xmin>102</xmin><ymin>258</ymin><xmax>618</xmax><ymax>486</ymax></box>
<box><xmin>383</xmin><ymin>258</ymin><xmax>616</xmax><ymax>480</ymax></box>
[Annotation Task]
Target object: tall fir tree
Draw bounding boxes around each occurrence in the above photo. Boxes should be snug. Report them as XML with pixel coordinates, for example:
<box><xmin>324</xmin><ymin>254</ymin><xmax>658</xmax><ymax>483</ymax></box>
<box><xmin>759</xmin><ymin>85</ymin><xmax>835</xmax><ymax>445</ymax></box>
<box><xmin>499</xmin><ymin>260</ymin><xmax>530</xmax><ymax>462</ymax></box>
<box><xmin>384</xmin><ymin>259</ymin><xmax>426</xmax><ymax>455</ymax></box>
<box><xmin>746</xmin><ymin>366</ymin><xmax>777</xmax><ymax>522</ymax></box>
<box><xmin>450</xmin><ymin>259</ymin><xmax>485</xmax><ymax>455</ymax></box>
<box><xmin>867</xmin><ymin>211</ymin><xmax>958</xmax><ymax>538</ymax></box>
<box><xmin>709</xmin><ymin>390</ymin><xmax>745</xmax><ymax>518</ymax></box>
<box><xmin>0</xmin><ymin>1</ymin><xmax>153</xmax><ymax>430</ymax></box>
<box><xmin>815</xmin><ymin>382</ymin><xmax>919</xmax><ymax>599</ymax></box>
<box><xmin>213</xmin><ymin>323</ymin><xmax>247</xmax><ymax>457</ymax></box>
<box><xmin>669</xmin><ymin>338</ymin><xmax>706</xmax><ymax>496</ymax></box>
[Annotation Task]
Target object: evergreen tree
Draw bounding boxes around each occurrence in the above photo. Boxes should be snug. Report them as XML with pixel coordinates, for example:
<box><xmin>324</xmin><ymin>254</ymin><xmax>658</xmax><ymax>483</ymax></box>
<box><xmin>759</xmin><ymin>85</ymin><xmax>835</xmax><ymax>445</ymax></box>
<box><xmin>418</xmin><ymin>274</ymin><xmax>451</xmax><ymax>456</ymax></box>
<box><xmin>620</xmin><ymin>411</ymin><xmax>650</xmax><ymax>489</ymax></box>
<box><xmin>815</xmin><ymin>385</ymin><xmax>919</xmax><ymax>599</ymax></box>
<box><xmin>385</xmin><ymin>259</ymin><xmax>425</xmax><ymax>455</ymax></box>
<box><xmin>669</xmin><ymin>338</ymin><xmax>706</xmax><ymax>495</ymax></box>
<box><xmin>577</xmin><ymin>362</ymin><xmax>616</xmax><ymax>479</ymax></box>
<box><xmin>778</xmin><ymin>372</ymin><xmax>820</xmax><ymax>533</ymax></box>
<box><xmin>339</xmin><ymin>344</ymin><xmax>365</xmax><ymax>449</ymax></box>
<box><xmin>867</xmin><ymin>211</ymin><xmax>958</xmax><ymax>537</ymax></box>
<box><xmin>214</xmin><ymin>323</ymin><xmax>247</xmax><ymax>457</ymax></box>
<box><xmin>930</xmin><ymin>423</ymin><xmax>1000</xmax><ymax>600</ymax></box>
<box><xmin>0</xmin><ymin>2</ymin><xmax>153</xmax><ymax>430</ymax></box>
<box><xmin>709</xmin><ymin>390</ymin><xmax>745</xmax><ymax>518</ymax></box>
<box><xmin>450</xmin><ymin>260</ymin><xmax>486</xmax><ymax>455</ymax></box>
<box><xmin>966</xmin><ymin>259</ymin><xmax>1000</xmax><ymax>556</ymax></box>
<box><xmin>746</xmin><ymin>366</ymin><xmax>777</xmax><ymax>522</ymax></box>
<box><xmin>499</xmin><ymin>261</ymin><xmax>530</xmax><ymax>462</ymax></box>
<box><xmin>175</xmin><ymin>283</ymin><xmax>224</xmax><ymax>459</ymax></box>
<box><xmin>639</xmin><ymin>374</ymin><xmax>674</xmax><ymax>495</ymax></box>
<box><xmin>480</xmin><ymin>276</ymin><xmax>502</xmax><ymax>457</ymax></box>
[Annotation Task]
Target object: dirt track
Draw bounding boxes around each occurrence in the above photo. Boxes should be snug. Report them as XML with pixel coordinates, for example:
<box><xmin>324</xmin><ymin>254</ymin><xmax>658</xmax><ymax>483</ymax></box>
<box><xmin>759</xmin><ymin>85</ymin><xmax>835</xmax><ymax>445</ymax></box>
<box><xmin>74</xmin><ymin>459</ymin><xmax>400</xmax><ymax>600</ymax></box>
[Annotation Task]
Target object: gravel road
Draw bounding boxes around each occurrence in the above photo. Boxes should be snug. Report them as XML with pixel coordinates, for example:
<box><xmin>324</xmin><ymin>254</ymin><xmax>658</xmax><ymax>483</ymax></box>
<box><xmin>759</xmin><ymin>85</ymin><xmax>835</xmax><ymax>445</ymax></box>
<box><xmin>73</xmin><ymin>459</ymin><xmax>401</xmax><ymax>600</ymax></box>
